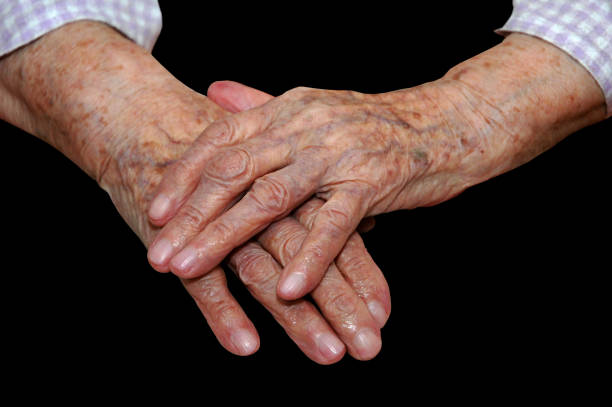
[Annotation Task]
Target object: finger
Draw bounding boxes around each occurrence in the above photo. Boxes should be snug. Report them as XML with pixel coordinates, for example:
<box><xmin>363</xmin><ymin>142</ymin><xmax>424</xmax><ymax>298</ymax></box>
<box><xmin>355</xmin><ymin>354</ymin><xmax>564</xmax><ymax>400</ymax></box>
<box><xmin>294</xmin><ymin>200</ymin><xmax>390</xmax><ymax>328</ymax></box>
<box><xmin>259</xmin><ymin>216</ymin><xmax>382</xmax><ymax>360</ymax></box>
<box><xmin>149</xmin><ymin>83</ymin><xmax>273</xmax><ymax>226</ymax></box>
<box><xmin>149</xmin><ymin>139</ymin><xmax>292</xmax><ymax>273</ymax></box>
<box><xmin>208</xmin><ymin>80</ymin><xmax>274</xmax><ymax>113</ymax></box>
<box><xmin>278</xmin><ymin>190</ymin><xmax>368</xmax><ymax>300</ymax></box>
<box><xmin>169</xmin><ymin>162</ymin><xmax>323</xmax><ymax>278</ymax></box>
<box><xmin>147</xmin><ymin>104</ymin><xmax>277</xmax><ymax>228</ymax></box>
<box><xmin>331</xmin><ymin>233</ymin><xmax>390</xmax><ymax>327</ymax></box>
<box><xmin>228</xmin><ymin>242</ymin><xmax>346</xmax><ymax>364</ymax></box>
<box><xmin>181</xmin><ymin>267</ymin><xmax>259</xmax><ymax>356</ymax></box>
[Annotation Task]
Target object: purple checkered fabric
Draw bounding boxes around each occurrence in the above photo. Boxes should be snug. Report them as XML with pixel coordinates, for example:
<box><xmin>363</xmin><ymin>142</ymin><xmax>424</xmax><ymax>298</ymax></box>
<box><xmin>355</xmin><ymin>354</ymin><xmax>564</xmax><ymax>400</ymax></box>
<box><xmin>498</xmin><ymin>0</ymin><xmax>612</xmax><ymax>117</ymax></box>
<box><xmin>1</xmin><ymin>1</ymin><xmax>610</xmax><ymax>116</ymax></box>
<box><xmin>0</xmin><ymin>0</ymin><xmax>162</xmax><ymax>55</ymax></box>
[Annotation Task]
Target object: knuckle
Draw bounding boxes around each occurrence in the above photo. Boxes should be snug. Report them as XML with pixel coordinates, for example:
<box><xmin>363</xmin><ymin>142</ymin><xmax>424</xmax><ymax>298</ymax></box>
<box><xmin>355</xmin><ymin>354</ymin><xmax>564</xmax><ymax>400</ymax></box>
<box><xmin>320</xmin><ymin>206</ymin><xmax>352</xmax><ymax>235</ymax></box>
<box><xmin>320</xmin><ymin>290</ymin><xmax>359</xmax><ymax>320</ymax></box>
<box><xmin>234</xmin><ymin>246</ymin><xmax>277</xmax><ymax>290</ymax></box>
<box><xmin>279</xmin><ymin>232</ymin><xmax>305</xmax><ymax>263</ymax></box>
<box><xmin>281</xmin><ymin>302</ymin><xmax>318</xmax><ymax>329</ymax></box>
<box><xmin>294</xmin><ymin>199</ymin><xmax>324</xmax><ymax>228</ymax></box>
<box><xmin>214</xmin><ymin>302</ymin><xmax>241</xmax><ymax>326</ymax></box>
<box><xmin>204</xmin><ymin>148</ymin><xmax>252</xmax><ymax>184</ymax></box>
<box><xmin>257</xmin><ymin>218</ymin><xmax>291</xmax><ymax>248</ymax></box>
<box><xmin>210</xmin><ymin>301</ymin><xmax>242</xmax><ymax>326</ymax></box>
<box><xmin>209</xmin><ymin>220</ymin><xmax>234</xmax><ymax>245</ymax></box>
<box><xmin>306</xmin><ymin>243</ymin><xmax>327</xmax><ymax>265</ymax></box>
<box><xmin>189</xmin><ymin>271</ymin><xmax>228</xmax><ymax>301</ymax></box>
<box><xmin>350</xmin><ymin>274</ymin><xmax>377</xmax><ymax>299</ymax></box>
<box><xmin>179</xmin><ymin>203</ymin><xmax>207</xmax><ymax>229</ymax></box>
<box><xmin>340</xmin><ymin>252</ymin><xmax>370</xmax><ymax>273</ymax></box>
<box><xmin>250</xmin><ymin>176</ymin><xmax>291</xmax><ymax>215</ymax></box>
<box><xmin>208</xmin><ymin>117</ymin><xmax>238</xmax><ymax>146</ymax></box>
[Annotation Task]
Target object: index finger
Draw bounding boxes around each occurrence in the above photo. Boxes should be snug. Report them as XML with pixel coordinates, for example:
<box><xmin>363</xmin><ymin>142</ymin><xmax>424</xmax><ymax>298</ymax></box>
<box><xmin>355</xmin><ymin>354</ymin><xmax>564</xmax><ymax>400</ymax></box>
<box><xmin>147</xmin><ymin>103</ymin><xmax>278</xmax><ymax>227</ymax></box>
<box><xmin>277</xmin><ymin>189</ymin><xmax>368</xmax><ymax>300</ymax></box>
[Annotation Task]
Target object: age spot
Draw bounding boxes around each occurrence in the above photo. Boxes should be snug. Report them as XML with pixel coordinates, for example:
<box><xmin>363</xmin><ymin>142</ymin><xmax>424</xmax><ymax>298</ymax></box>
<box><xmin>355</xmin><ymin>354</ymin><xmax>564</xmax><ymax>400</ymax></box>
<box><xmin>451</xmin><ymin>68</ymin><xmax>471</xmax><ymax>80</ymax></box>
<box><xmin>410</xmin><ymin>148</ymin><xmax>429</xmax><ymax>166</ymax></box>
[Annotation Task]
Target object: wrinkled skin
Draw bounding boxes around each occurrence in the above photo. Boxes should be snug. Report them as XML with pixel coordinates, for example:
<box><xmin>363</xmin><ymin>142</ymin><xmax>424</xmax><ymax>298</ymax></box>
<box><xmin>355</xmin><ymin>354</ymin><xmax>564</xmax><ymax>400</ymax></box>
<box><xmin>148</xmin><ymin>33</ymin><xmax>607</xmax><ymax>300</ymax></box>
<box><xmin>0</xmin><ymin>21</ymin><xmax>390</xmax><ymax>363</ymax></box>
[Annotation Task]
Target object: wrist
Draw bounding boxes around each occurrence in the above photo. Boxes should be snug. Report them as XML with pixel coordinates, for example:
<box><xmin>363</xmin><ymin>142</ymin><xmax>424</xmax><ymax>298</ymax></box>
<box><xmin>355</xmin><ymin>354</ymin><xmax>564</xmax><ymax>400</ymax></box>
<box><xmin>0</xmin><ymin>21</ymin><xmax>221</xmax><ymax>182</ymax></box>
<box><xmin>442</xmin><ymin>33</ymin><xmax>606</xmax><ymax>177</ymax></box>
<box><xmin>370</xmin><ymin>34</ymin><xmax>606</xmax><ymax>210</ymax></box>
<box><xmin>1</xmin><ymin>22</ymin><xmax>139</xmax><ymax>176</ymax></box>
<box><xmin>0</xmin><ymin>21</ymin><xmax>227</xmax><ymax>245</ymax></box>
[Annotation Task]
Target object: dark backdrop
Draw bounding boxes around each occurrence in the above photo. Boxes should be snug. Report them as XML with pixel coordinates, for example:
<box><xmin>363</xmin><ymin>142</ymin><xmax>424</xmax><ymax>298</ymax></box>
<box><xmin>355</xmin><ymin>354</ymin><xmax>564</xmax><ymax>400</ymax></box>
<box><xmin>2</xmin><ymin>1</ymin><xmax>608</xmax><ymax>395</ymax></box>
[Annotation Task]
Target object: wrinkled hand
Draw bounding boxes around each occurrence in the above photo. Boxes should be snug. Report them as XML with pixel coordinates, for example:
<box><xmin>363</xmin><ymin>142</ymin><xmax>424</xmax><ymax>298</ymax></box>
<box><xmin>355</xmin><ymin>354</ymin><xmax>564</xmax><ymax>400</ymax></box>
<box><xmin>147</xmin><ymin>79</ymin><xmax>489</xmax><ymax>299</ymax></box>
<box><xmin>110</xmin><ymin>89</ymin><xmax>388</xmax><ymax>362</ymax></box>
<box><xmin>10</xmin><ymin>23</ymin><xmax>601</xmax><ymax>363</ymax></box>
<box><xmin>147</xmin><ymin>32</ymin><xmax>608</xmax><ymax>301</ymax></box>
<box><xmin>111</xmin><ymin>84</ymin><xmax>388</xmax><ymax>362</ymax></box>
<box><xmin>0</xmin><ymin>21</ymin><xmax>390</xmax><ymax>363</ymax></box>
<box><xmin>225</xmin><ymin>198</ymin><xmax>388</xmax><ymax>361</ymax></box>
<box><xmin>137</xmin><ymin>31</ymin><xmax>610</xmax><ymax>359</ymax></box>
<box><xmin>149</xmin><ymin>33</ymin><xmax>606</xmax><ymax>299</ymax></box>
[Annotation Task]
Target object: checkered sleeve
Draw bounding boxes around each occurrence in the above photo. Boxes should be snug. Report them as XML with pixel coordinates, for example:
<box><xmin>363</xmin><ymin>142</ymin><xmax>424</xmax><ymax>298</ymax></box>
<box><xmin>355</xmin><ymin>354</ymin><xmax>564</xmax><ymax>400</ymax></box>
<box><xmin>497</xmin><ymin>0</ymin><xmax>612</xmax><ymax>117</ymax></box>
<box><xmin>0</xmin><ymin>0</ymin><xmax>162</xmax><ymax>56</ymax></box>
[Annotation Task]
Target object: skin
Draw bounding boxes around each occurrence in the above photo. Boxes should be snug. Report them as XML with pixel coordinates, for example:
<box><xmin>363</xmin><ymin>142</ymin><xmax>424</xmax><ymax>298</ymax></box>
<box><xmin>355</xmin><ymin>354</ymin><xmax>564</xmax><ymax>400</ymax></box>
<box><xmin>148</xmin><ymin>33</ymin><xmax>607</xmax><ymax>300</ymax></box>
<box><xmin>0</xmin><ymin>21</ymin><xmax>391</xmax><ymax>363</ymax></box>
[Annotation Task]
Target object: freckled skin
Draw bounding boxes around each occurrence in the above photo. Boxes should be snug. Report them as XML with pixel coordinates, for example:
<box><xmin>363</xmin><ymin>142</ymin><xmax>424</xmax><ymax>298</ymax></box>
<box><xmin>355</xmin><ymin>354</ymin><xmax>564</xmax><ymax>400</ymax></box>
<box><xmin>151</xmin><ymin>33</ymin><xmax>606</xmax><ymax>301</ymax></box>
<box><xmin>0</xmin><ymin>21</ymin><xmax>389</xmax><ymax>363</ymax></box>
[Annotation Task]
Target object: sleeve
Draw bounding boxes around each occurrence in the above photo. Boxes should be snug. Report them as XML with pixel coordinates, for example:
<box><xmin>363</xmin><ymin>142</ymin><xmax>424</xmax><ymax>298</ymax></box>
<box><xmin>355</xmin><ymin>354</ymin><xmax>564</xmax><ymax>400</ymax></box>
<box><xmin>497</xmin><ymin>0</ymin><xmax>612</xmax><ymax>117</ymax></box>
<box><xmin>0</xmin><ymin>0</ymin><xmax>163</xmax><ymax>56</ymax></box>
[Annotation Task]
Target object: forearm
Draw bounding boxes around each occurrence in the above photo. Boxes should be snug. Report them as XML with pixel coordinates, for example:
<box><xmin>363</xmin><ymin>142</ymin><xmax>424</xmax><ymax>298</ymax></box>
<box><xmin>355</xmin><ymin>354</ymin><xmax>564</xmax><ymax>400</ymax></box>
<box><xmin>442</xmin><ymin>33</ymin><xmax>606</xmax><ymax>182</ymax></box>
<box><xmin>372</xmin><ymin>32</ymin><xmax>609</xmax><ymax>210</ymax></box>
<box><xmin>0</xmin><ymin>21</ymin><xmax>225</xmax><ymax>244</ymax></box>
<box><xmin>1</xmin><ymin>21</ymin><xmax>147</xmax><ymax>178</ymax></box>
<box><xmin>138</xmin><ymin>32</ymin><xmax>608</xmax><ymax>303</ymax></box>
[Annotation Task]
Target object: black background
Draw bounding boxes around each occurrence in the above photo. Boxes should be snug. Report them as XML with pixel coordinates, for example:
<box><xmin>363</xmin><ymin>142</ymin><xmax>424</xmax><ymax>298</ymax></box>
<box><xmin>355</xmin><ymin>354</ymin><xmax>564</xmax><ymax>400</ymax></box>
<box><xmin>2</xmin><ymin>1</ymin><xmax>609</xmax><ymax>396</ymax></box>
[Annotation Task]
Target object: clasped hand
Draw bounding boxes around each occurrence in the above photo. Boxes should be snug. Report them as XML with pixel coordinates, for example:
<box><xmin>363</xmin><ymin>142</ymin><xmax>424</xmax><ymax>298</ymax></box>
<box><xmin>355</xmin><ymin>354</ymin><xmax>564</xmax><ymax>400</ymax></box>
<box><xmin>148</xmin><ymin>79</ymin><xmax>488</xmax><ymax>303</ymax></box>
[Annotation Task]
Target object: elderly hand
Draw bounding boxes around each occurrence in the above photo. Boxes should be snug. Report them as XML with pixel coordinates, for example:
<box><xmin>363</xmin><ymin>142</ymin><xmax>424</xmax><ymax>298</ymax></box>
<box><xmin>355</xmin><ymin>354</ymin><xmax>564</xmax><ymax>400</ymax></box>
<box><xmin>0</xmin><ymin>21</ymin><xmax>389</xmax><ymax>363</ymax></box>
<box><xmin>148</xmin><ymin>33</ymin><xmax>606</xmax><ymax>301</ymax></box>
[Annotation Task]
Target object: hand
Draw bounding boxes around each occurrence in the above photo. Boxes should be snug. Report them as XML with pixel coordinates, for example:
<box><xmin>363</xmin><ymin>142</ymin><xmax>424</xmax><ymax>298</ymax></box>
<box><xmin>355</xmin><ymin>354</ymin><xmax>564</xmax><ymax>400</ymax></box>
<box><xmin>224</xmin><ymin>198</ymin><xmax>388</xmax><ymax>361</ymax></box>
<box><xmin>0</xmin><ymin>21</ymin><xmax>389</xmax><ymax>363</ymax></box>
<box><xmin>142</xmin><ymin>81</ymin><xmax>388</xmax><ymax>361</ymax></box>
<box><xmin>111</xmin><ymin>84</ymin><xmax>388</xmax><ymax>361</ymax></box>
<box><xmin>147</xmin><ymin>33</ymin><xmax>607</xmax><ymax>301</ymax></box>
<box><xmin>112</xmin><ymin>84</ymin><xmax>388</xmax><ymax>361</ymax></box>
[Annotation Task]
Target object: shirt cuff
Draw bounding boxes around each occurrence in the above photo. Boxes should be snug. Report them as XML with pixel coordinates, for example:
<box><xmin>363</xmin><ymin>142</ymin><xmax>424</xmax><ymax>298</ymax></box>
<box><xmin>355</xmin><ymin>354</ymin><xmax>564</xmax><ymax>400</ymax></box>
<box><xmin>0</xmin><ymin>0</ymin><xmax>162</xmax><ymax>56</ymax></box>
<box><xmin>496</xmin><ymin>0</ymin><xmax>612</xmax><ymax>117</ymax></box>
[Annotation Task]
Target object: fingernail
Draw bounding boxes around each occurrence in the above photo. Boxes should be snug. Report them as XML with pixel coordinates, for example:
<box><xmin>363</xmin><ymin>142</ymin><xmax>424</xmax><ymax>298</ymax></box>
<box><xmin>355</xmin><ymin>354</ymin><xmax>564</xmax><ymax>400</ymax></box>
<box><xmin>148</xmin><ymin>238</ymin><xmax>174</xmax><ymax>267</ymax></box>
<box><xmin>353</xmin><ymin>328</ymin><xmax>382</xmax><ymax>360</ymax></box>
<box><xmin>230</xmin><ymin>329</ymin><xmax>258</xmax><ymax>355</ymax></box>
<box><xmin>149</xmin><ymin>195</ymin><xmax>171</xmax><ymax>220</ymax></box>
<box><xmin>315</xmin><ymin>332</ymin><xmax>344</xmax><ymax>360</ymax></box>
<box><xmin>280</xmin><ymin>273</ymin><xmax>306</xmax><ymax>298</ymax></box>
<box><xmin>367</xmin><ymin>300</ymin><xmax>389</xmax><ymax>328</ymax></box>
<box><xmin>171</xmin><ymin>246</ymin><xmax>198</xmax><ymax>275</ymax></box>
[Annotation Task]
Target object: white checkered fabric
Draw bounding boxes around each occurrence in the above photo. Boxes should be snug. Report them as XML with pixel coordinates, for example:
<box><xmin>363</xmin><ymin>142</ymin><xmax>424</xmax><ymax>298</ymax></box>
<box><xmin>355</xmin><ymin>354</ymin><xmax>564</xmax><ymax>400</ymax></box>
<box><xmin>498</xmin><ymin>0</ymin><xmax>612</xmax><ymax>117</ymax></box>
<box><xmin>0</xmin><ymin>0</ymin><xmax>162</xmax><ymax>55</ymax></box>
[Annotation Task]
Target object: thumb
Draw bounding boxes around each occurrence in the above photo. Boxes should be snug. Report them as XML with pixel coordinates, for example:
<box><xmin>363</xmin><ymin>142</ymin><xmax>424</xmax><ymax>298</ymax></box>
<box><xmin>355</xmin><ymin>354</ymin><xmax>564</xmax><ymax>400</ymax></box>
<box><xmin>208</xmin><ymin>80</ymin><xmax>274</xmax><ymax>113</ymax></box>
